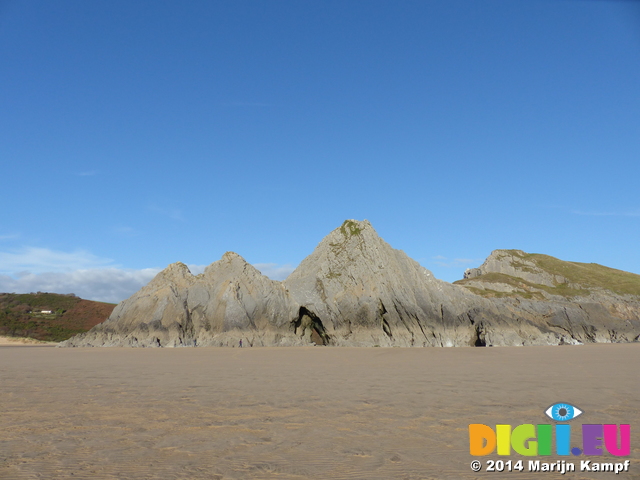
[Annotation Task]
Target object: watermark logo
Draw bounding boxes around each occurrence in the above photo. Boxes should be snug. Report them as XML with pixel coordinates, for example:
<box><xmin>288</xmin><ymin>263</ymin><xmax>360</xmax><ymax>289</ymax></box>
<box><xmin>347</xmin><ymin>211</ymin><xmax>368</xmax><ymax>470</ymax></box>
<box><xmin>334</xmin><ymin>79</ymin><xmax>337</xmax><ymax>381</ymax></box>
<box><xmin>468</xmin><ymin>403</ymin><xmax>632</xmax><ymax>474</ymax></box>
<box><xmin>545</xmin><ymin>402</ymin><xmax>582</xmax><ymax>422</ymax></box>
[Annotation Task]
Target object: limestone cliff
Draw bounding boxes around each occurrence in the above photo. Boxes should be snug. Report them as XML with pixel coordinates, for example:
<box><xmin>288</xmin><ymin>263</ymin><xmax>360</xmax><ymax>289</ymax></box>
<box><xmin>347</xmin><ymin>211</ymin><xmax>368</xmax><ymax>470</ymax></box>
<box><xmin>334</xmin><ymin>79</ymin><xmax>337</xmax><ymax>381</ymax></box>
<box><xmin>282</xmin><ymin>220</ymin><xmax>483</xmax><ymax>346</ymax></box>
<box><xmin>63</xmin><ymin>253</ymin><xmax>301</xmax><ymax>347</ymax></box>
<box><xmin>455</xmin><ymin>248</ymin><xmax>640</xmax><ymax>344</ymax></box>
<box><xmin>61</xmin><ymin>221</ymin><xmax>640</xmax><ymax>347</ymax></box>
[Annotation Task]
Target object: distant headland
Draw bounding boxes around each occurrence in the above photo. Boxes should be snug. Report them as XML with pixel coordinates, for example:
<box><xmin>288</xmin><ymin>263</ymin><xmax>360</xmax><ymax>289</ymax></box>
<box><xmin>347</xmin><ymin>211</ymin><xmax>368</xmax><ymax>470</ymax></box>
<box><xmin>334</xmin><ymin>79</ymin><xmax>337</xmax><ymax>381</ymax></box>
<box><xmin>60</xmin><ymin>220</ymin><xmax>640</xmax><ymax>348</ymax></box>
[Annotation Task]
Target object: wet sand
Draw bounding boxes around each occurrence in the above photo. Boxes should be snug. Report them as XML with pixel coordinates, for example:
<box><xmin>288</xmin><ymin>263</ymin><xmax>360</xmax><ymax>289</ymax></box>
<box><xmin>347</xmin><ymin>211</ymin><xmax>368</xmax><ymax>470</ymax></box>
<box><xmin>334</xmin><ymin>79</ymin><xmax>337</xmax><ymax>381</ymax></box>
<box><xmin>1</xmin><ymin>344</ymin><xmax>638</xmax><ymax>479</ymax></box>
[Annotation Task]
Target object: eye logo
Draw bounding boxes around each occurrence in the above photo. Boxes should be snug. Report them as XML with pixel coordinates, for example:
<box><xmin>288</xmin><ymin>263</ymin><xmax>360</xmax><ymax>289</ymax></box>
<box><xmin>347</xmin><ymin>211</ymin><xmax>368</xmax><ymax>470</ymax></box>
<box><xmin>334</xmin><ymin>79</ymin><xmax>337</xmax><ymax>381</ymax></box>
<box><xmin>545</xmin><ymin>403</ymin><xmax>583</xmax><ymax>422</ymax></box>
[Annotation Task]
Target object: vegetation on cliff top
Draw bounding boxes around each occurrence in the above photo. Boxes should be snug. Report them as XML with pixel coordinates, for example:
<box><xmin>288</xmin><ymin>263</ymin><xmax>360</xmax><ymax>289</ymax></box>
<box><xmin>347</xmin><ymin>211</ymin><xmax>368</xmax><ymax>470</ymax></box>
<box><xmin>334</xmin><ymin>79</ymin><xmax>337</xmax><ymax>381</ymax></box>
<box><xmin>340</xmin><ymin>220</ymin><xmax>363</xmax><ymax>237</ymax></box>
<box><xmin>521</xmin><ymin>252</ymin><xmax>640</xmax><ymax>296</ymax></box>
<box><xmin>456</xmin><ymin>249</ymin><xmax>640</xmax><ymax>298</ymax></box>
<box><xmin>455</xmin><ymin>272</ymin><xmax>590</xmax><ymax>299</ymax></box>
<box><xmin>0</xmin><ymin>292</ymin><xmax>115</xmax><ymax>342</ymax></box>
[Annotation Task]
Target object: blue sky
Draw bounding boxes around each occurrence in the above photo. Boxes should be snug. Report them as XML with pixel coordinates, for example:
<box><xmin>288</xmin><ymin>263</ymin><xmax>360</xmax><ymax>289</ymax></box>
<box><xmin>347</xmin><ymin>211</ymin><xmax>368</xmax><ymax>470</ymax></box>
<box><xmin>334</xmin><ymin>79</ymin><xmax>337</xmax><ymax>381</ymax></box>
<box><xmin>1</xmin><ymin>0</ymin><xmax>639</xmax><ymax>303</ymax></box>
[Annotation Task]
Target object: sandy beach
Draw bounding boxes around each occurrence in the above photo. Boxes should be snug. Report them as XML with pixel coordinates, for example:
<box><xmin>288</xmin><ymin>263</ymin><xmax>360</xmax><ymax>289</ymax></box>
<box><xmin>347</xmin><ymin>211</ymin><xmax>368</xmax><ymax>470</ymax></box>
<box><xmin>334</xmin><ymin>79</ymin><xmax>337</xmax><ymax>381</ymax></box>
<box><xmin>1</xmin><ymin>344</ymin><xmax>638</xmax><ymax>479</ymax></box>
<box><xmin>0</xmin><ymin>336</ymin><xmax>57</xmax><ymax>346</ymax></box>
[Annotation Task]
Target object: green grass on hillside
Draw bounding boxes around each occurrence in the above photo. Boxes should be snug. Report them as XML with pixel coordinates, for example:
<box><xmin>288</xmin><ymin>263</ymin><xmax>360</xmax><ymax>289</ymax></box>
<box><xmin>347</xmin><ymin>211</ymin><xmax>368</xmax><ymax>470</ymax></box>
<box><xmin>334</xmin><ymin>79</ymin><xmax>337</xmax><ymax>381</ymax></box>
<box><xmin>456</xmin><ymin>250</ymin><xmax>640</xmax><ymax>299</ymax></box>
<box><xmin>522</xmin><ymin>252</ymin><xmax>640</xmax><ymax>296</ymax></box>
<box><xmin>0</xmin><ymin>293</ymin><xmax>115</xmax><ymax>342</ymax></box>
<box><xmin>455</xmin><ymin>272</ymin><xmax>589</xmax><ymax>299</ymax></box>
<box><xmin>3</xmin><ymin>292</ymin><xmax>80</xmax><ymax>311</ymax></box>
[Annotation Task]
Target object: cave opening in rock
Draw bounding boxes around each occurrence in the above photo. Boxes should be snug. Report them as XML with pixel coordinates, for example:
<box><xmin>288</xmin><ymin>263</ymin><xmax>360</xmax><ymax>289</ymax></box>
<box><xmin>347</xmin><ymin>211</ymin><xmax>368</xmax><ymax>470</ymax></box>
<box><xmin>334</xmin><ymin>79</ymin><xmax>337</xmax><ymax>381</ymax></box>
<box><xmin>293</xmin><ymin>307</ymin><xmax>330</xmax><ymax>345</ymax></box>
<box><xmin>474</xmin><ymin>324</ymin><xmax>486</xmax><ymax>347</ymax></box>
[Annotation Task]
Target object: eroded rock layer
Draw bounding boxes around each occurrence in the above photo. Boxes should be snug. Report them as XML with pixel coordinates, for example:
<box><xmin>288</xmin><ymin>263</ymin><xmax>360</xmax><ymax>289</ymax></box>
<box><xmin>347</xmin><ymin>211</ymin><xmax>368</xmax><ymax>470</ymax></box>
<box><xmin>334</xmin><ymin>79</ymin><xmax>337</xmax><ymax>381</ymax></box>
<box><xmin>62</xmin><ymin>220</ymin><xmax>640</xmax><ymax>347</ymax></box>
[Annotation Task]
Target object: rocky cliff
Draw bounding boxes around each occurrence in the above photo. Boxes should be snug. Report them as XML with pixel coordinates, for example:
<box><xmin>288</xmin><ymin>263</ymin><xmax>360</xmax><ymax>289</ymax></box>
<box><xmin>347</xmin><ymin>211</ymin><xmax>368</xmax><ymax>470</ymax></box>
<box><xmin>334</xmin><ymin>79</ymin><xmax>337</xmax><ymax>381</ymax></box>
<box><xmin>61</xmin><ymin>220</ymin><xmax>640</xmax><ymax>347</ymax></box>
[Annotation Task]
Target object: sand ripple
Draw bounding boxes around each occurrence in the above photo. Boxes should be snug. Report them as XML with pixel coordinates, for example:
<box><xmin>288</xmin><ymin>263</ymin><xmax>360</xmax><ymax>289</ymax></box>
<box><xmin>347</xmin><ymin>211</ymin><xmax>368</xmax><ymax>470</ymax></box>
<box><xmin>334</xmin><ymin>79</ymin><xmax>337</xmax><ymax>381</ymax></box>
<box><xmin>1</xmin><ymin>345</ymin><xmax>639</xmax><ymax>479</ymax></box>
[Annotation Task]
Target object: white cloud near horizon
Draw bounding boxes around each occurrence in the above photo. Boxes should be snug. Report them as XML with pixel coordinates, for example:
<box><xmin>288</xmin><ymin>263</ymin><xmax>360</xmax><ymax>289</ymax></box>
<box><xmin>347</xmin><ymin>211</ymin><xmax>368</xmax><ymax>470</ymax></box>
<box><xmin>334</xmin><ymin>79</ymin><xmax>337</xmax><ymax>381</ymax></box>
<box><xmin>0</xmin><ymin>268</ymin><xmax>162</xmax><ymax>304</ymax></box>
<box><xmin>0</xmin><ymin>247</ymin><xmax>114</xmax><ymax>274</ymax></box>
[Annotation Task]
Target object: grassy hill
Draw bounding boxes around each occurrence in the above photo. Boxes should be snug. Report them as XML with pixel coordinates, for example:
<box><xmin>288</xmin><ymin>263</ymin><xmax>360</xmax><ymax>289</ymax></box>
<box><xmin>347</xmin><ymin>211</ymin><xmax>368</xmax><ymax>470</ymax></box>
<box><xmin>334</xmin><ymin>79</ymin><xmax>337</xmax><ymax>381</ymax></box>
<box><xmin>520</xmin><ymin>252</ymin><xmax>640</xmax><ymax>296</ymax></box>
<box><xmin>455</xmin><ymin>250</ymin><xmax>640</xmax><ymax>299</ymax></box>
<box><xmin>0</xmin><ymin>292</ymin><xmax>115</xmax><ymax>342</ymax></box>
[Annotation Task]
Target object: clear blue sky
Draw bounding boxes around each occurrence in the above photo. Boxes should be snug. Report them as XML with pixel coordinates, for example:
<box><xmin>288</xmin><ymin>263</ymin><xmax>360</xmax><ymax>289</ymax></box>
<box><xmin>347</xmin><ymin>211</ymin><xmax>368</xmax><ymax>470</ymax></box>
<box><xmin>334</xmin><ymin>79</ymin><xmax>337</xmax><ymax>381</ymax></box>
<box><xmin>1</xmin><ymin>0</ymin><xmax>639</xmax><ymax>303</ymax></box>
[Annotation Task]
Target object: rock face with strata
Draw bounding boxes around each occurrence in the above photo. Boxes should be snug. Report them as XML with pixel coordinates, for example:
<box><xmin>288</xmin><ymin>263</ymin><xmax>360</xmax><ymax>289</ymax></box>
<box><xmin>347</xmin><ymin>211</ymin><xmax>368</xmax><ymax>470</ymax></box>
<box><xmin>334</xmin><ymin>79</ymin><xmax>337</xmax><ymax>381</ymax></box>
<box><xmin>282</xmin><ymin>220</ymin><xmax>483</xmax><ymax>347</ymax></box>
<box><xmin>464</xmin><ymin>250</ymin><xmax>568</xmax><ymax>287</ymax></box>
<box><xmin>64</xmin><ymin>253</ymin><xmax>302</xmax><ymax>347</ymax></box>
<box><xmin>62</xmin><ymin>220</ymin><xmax>640</xmax><ymax>348</ymax></box>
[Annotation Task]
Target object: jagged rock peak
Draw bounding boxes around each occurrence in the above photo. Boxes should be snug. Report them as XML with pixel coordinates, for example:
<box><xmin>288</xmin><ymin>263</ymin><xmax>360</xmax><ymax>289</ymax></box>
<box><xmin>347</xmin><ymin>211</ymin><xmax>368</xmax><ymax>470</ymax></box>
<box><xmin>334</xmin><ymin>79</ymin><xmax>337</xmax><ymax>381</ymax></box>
<box><xmin>61</xmin><ymin>220</ymin><xmax>640</xmax><ymax>348</ymax></box>
<box><xmin>204</xmin><ymin>251</ymin><xmax>269</xmax><ymax>280</ymax></box>
<box><xmin>285</xmin><ymin>218</ymin><xmax>434</xmax><ymax>284</ymax></box>
<box><xmin>338</xmin><ymin>218</ymin><xmax>372</xmax><ymax>236</ymax></box>
<box><xmin>149</xmin><ymin>261</ymin><xmax>194</xmax><ymax>285</ymax></box>
<box><xmin>335</xmin><ymin>219</ymin><xmax>375</xmax><ymax>240</ymax></box>
<box><xmin>164</xmin><ymin>261</ymin><xmax>192</xmax><ymax>273</ymax></box>
<box><xmin>286</xmin><ymin>219</ymin><xmax>393</xmax><ymax>277</ymax></box>
<box><xmin>282</xmin><ymin>219</ymin><xmax>468</xmax><ymax>345</ymax></box>
<box><xmin>221</xmin><ymin>251</ymin><xmax>242</xmax><ymax>261</ymax></box>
